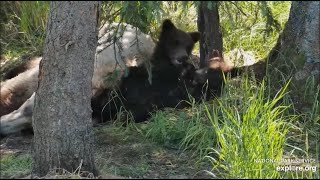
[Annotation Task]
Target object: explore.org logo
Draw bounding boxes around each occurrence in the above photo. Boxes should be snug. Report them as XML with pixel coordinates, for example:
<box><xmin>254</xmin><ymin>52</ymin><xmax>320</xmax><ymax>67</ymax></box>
<box><xmin>276</xmin><ymin>165</ymin><xmax>317</xmax><ymax>172</ymax></box>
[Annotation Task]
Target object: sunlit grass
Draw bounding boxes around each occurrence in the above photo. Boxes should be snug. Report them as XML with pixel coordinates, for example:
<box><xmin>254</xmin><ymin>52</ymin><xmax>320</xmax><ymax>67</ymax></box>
<box><xmin>204</xmin><ymin>76</ymin><xmax>294</xmax><ymax>178</ymax></box>
<box><xmin>2</xmin><ymin>1</ymin><xmax>49</xmax><ymax>59</ymax></box>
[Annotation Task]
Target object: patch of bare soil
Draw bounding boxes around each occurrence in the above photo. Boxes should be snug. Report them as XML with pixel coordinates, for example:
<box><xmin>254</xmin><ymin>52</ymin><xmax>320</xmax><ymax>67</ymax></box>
<box><xmin>0</xmin><ymin>131</ymin><xmax>33</xmax><ymax>157</ymax></box>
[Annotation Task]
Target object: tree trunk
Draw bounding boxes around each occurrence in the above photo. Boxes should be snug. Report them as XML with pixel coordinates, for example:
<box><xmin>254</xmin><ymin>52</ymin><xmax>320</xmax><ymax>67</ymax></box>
<box><xmin>264</xmin><ymin>1</ymin><xmax>320</xmax><ymax>111</ymax></box>
<box><xmin>268</xmin><ymin>1</ymin><xmax>320</xmax><ymax>84</ymax></box>
<box><xmin>31</xmin><ymin>1</ymin><xmax>99</xmax><ymax>177</ymax></box>
<box><xmin>197</xmin><ymin>1</ymin><xmax>223</xmax><ymax>68</ymax></box>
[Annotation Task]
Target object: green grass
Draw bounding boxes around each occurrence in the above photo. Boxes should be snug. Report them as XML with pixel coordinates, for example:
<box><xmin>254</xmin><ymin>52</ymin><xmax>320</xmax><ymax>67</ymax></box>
<box><xmin>0</xmin><ymin>154</ymin><xmax>32</xmax><ymax>179</ymax></box>
<box><xmin>140</xmin><ymin>101</ymin><xmax>217</xmax><ymax>158</ymax></box>
<box><xmin>2</xmin><ymin>1</ymin><xmax>49</xmax><ymax>59</ymax></box>
<box><xmin>144</xmin><ymin>110</ymin><xmax>189</xmax><ymax>146</ymax></box>
<box><xmin>19</xmin><ymin>1</ymin><xmax>48</xmax><ymax>52</ymax></box>
<box><xmin>138</xmin><ymin>72</ymin><xmax>318</xmax><ymax>179</ymax></box>
<box><xmin>204</xmin><ymin>76</ymin><xmax>294</xmax><ymax>179</ymax></box>
<box><xmin>220</xmin><ymin>1</ymin><xmax>291</xmax><ymax>59</ymax></box>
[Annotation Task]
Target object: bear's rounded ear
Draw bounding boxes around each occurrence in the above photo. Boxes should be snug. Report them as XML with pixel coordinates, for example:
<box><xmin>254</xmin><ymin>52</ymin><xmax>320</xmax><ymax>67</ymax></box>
<box><xmin>189</xmin><ymin>32</ymin><xmax>201</xmax><ymax>43</ymax></box>
<box><xmin>162</xmin><ymin>19</ymin><xmax>176</xmax><ymax>31</ymax></box>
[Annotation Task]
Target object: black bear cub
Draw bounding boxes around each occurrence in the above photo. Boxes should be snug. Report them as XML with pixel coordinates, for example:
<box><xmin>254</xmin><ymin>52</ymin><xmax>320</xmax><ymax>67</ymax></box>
<box><xmin>192</xmin><ymin>49</ymin><xmax>242</xmax><ymax>100</ymax></box>
<box><xmin>92</xmin><ymin>19</ymin><xmax>200</xmax><ymax>122</ymax></box>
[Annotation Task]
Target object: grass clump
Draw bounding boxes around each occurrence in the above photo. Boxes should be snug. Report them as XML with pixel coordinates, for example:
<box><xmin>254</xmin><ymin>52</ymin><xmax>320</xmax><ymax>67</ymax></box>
<box><xmin>0</xmin><ymin>154</ymin><xmax>32</xmax><ymax>179</ymax></box>
<box><xmin>142</xmin><ymin>100</ymin><xmax>217</xmax><ymax>158</ymax></box>
<box><xmin>204</xmin><ymin>77</ymin><xmax>294</xmax><ymax>178</ymax></box>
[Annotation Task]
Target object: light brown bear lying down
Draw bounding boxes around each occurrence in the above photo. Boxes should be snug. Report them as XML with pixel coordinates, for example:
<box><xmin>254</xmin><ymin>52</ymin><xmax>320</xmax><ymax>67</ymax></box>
<box><xmin>0</xmin><ymin>22</ymin><xmax>155</xmax><ymax>135</ymax></box>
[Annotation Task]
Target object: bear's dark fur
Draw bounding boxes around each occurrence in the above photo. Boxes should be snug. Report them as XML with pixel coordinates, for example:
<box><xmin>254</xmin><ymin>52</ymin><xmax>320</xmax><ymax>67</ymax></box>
<box><xmin>191</xmin><ymin>49</ymin><xmax>242</xmax><ymax>100</ymax></box>
<box><xmin>92</xmin><ymin>19</ymin><xmax>200</xmax><ymax>122</ymax></box>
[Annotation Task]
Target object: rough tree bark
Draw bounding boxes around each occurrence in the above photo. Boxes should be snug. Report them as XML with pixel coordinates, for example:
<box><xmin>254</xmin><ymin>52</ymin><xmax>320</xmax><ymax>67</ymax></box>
<box><xmin>31</xmin><ymin>1</ymin><xmax>99</xmax><ymax>177</ymax></box>
<box><xmin>268</xmin><ymin>1</ymin><xmax>320</xmax><ymax>84</ymax></box>
<box><xmin>197</xmin><ymin>1</ymin><xmax>223</xmax><ymax>68</ymax></box>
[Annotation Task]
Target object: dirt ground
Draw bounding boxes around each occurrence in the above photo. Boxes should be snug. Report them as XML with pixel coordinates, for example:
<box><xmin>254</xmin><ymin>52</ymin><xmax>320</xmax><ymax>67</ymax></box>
<box><xmin>0</xmin><ymin>123</ymin><xmax>214</xmax><ymax>179</ymax></box>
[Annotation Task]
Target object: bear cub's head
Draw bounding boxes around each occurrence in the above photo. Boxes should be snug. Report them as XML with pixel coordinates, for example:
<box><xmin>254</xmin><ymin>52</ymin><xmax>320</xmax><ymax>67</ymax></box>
<box><xmin>157</xmin><ymin>19</ymin><xmax>201</xmax><ymax>67</ymax></box>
